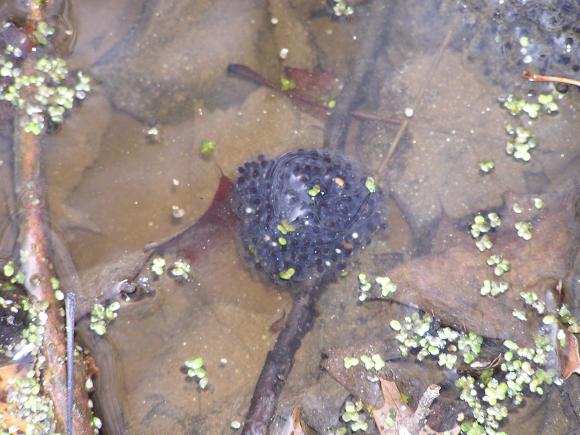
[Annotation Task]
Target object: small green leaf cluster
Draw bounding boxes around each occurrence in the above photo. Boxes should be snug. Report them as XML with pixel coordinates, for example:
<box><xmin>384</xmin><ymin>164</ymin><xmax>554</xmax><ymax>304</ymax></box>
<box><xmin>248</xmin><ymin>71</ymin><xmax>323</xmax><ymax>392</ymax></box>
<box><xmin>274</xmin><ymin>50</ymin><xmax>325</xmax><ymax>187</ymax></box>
<box><xmin>169</xmin><ymin>259</ymin><xmax>192</xmax><ymax>282</ymax></box>
<box><xmin>0</xmin><ymin>22</ymin><xmax>91</xmax><ymax>136</ymax></box>
<box><xmin>340</xmin><ymin>400</ymin><xmax>368</xmax><ymax>432</ymax></box>
<box><xmin>184</xmin><ymin>357</ymin><xmax>208</xmax><ymax>389</ymax></box>
<box><xmin>4</xmin><ymin>370</ymin><xmax>55</xmax><ymax>434</ymax></box>
<box><xmin>389</xmin><ymin>312</ymin><xmax>479</xmax><ymax>369</ymax></box>
<box><xmin>343</xmin><ymin>353</ymin><xmax>386</xmax><ymax>383</ymax></box>
<box><xmin>456</xmin><ymin>335</ymin><xmax>561</xmax><ymax>434</ymax></box>
<box><xmin>500</xmin><ymin>87</ymin><xmax>565</xmax><ymax>164</ymax></box>
<box><xmin>332</xmin><ymin>0</ymin><xmax>354</xmax><ymax>17</ymax></box>
<box><xmin>357</xmin><ymin>273</ymin><xmax>396</xmax><ymax>302</ymax></box>
<box><xmin>89</xmin><ymin>302</ymin><xmax>120</xmax><ymax>336</ymax></box>
<box><xmin>1</xmin><ymin>260</ymin><xmax>25</xmax><ymax>291</ymax></box>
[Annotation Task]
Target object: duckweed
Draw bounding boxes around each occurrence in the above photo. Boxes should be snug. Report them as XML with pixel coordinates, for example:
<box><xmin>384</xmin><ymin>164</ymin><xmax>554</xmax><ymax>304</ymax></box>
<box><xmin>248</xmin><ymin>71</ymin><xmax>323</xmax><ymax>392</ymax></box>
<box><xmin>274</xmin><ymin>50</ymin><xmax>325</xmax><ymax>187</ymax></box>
<box><xmin>200</xmin><ymin>140</ymin><xmax>215</xmax><ymax>157</ymax></box>
<box><xmin>150</xmin><ymin>256</ymin><xmax>166</xmax><ymax>276</ymax></box>
<box><xmin>479</xmin><ymin>159</ymin><xmax>495</xmax><ymax>173</ymax></box>
<box><xmin>475</xmin><ymin>234</ymin><xmax>493</xmax><ymax>252</ymax></box>
<box><xmin>357</xmin><ymin>273</ymin><xmax>371</xmax><ymax>302</ymax></box>
<box><xmin>343</xmin><ymin>356</ymin><xmax>359</xmax><ymax>369</ymax></box>
<box><xmin>279</xmin><ymin>268</ymin><xmax>295</xmax><ymax>280</ymax></box>
<box><xmin>520</xmin><ymin>291</ymin><xmax>545</xmax><ymax>315</ymax></box>
<box><xmin>89</xmin><ymin>301</ymin><xmax>120</xmax><ymax>336</ymax></box>
<box><xmin>184</xmin><ymin>357</ymin><xmax>209</xmax><ymax>389</ymax></box>
<box><xmin>0</xmin><ymin>45</ymin><xmax>91</xmax><ymax>135</ymax></box>
<box><xmin>515</xmin><ymin>221</ymin><xmax>533</xmax><ymax>240</ymax></box>
<box><xmin>480</xmin><ymin>279</ymin><xmax>509</xmax><ymax>297</ymax></box>
<box><xmin>470</xmin><ymin>214</ymin><xmax>491</xmax><ymax>238</ymax></box>
<box><xmin>341</xmin><ymin>400</ymin><xmax>368</xmax><ymax>432</ymax></box>
<box><xmin>512</xmin><ymin>309</ymin><xmax>527</xmax><ymax>321</ymax></box>
<box><xmin>365</xmin><ymin>177</ymin><xmax>376</xmax><ymax>193</ymax></box>
<box><xmin>486</xmin><ymin>255</ymin><xmax>510</xmax><ymax>277</ymax></box>
<box><xmin>333</xmin><ymin>0</ymin><xmax>354</xmax><ymax>17</ymax></box>
<box><xmin>487</xmin><ymin>213</ymin><xmax>501</xmax><ymax>228</ymax></box>
<box><xmin>375</xmin><ymin>276</ymin><xmax>396</xmax><ymax>298</ymax></box>
<box><xmin>169</xmin><ymin>259</ymin><xmax>191</xmax><ymax>281</ymax></box>
<box><xmin>280</xmin><ymin>77</ymin><xmax>296</xmax><ymax>92</ymax></box>
<box><xmin>307</xmin><ymin>183</ymin><xmax>321</xmax><ymax>197</ymax></box>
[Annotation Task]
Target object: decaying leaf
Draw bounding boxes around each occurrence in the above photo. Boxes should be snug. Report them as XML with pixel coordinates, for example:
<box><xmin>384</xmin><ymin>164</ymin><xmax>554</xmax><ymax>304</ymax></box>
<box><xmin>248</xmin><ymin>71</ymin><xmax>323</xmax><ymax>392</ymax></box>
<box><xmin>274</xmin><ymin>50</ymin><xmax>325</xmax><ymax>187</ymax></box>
<box><xmin>369</xmin><ymin>192</ymin><xmax>578</xmax><ymax>346</ymax></box>
<box><xmin>561</xmin><ymin>333</ymin><xmax>580</xmax><ymax>379</ymax></box>
<box><xmin>145</xmin><ymin>174</ymin><xmax>236</xmax><ymax>262</ymax></box>
<box><xmin>276</xmin><ymin>407</ymin><xmax>306</xmax><ymax>435</ymax></box>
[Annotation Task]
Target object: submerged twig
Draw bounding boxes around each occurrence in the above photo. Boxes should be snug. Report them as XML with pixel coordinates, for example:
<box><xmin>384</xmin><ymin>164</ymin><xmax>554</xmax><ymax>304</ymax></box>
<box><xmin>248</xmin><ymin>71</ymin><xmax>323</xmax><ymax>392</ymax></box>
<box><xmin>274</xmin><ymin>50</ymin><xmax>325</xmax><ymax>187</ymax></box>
<box><xmin>374</xmin><ymin>18</ymin><xmax>457</xmax><ymax>177</ymax></box>
<box><xmin>65</xmin><ymin>292</ymin><xmax>75</xmax><ymax>435</ymax></box>
<box><xmin>323</xmin><ymin>0</ymin><xmax>391</xmax><ymax>150</ymax></box>
<box><xmin>243</xmin><ymin>286</ymin><xmax>323</xmax><ymax>434</ymax></box>
<box><xmin>9</xmin><ymin>1</ymin><xmax>94</xmax><ymax>432</ymax></box>
<box><xmin>227</xmin><ymin>64</ymin><xmax>400</xmax><ymax>128</ymax></box>
<box><xmin>523</xmin><ymin>70</ymin><xmax>580</xmax><ymax>88</ymax></box>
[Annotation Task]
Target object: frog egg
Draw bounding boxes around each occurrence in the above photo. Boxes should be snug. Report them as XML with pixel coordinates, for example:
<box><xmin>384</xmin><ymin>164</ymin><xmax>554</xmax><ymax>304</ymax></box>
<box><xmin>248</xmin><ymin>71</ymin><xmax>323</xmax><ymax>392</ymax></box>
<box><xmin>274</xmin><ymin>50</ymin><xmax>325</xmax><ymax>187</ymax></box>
<box><xmin>234</xmin><ymin>149</ymin><xmax>387</xmax><ymax>288</ymax></box>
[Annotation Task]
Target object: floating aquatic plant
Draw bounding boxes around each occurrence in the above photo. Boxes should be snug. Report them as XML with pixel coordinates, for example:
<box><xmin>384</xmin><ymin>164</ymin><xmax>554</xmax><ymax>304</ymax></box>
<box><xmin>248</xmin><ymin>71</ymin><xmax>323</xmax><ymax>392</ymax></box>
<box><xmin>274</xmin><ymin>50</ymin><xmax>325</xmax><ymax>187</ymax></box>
<box><xmin>0</xmin><ymin>51</ymin><xmax>91</xmax><ymax>135</ymax></box>
<box><xmin>389</xmin><ymin>310</ymin><xmax>562</xmax><ymax>434</ymax></box>
<box><xmin>184</xmin><ymin>357</ymin><xmax>208</xmax><ymax>389</ymax></box>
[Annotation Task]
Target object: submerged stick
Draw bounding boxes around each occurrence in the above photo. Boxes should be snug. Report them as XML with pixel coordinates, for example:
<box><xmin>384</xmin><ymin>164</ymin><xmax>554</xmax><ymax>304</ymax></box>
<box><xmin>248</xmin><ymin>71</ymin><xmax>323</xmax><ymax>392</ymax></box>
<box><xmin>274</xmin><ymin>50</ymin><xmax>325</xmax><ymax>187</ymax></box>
<box><xmin>13</xmin><ymin>99</ymin><xmax>93</xmax><ymax>435</ymax></box>
<box><xmin>323</xmin><ymin>0</ymin><xmax>391</xmax><ymax>150</ymax></box>
<box><xmin>236</xmin><ymin>150</ymin><xmax>385</xmax><ymax>433</ymax></box>
<box><xmin>242</xmin><ymin>287</ymin><xmax>322</xmax><ymax>434</ymax></box>
<box><xmin>523</xmin><ymin>70</ymin><xmax>580</xmax><ymax>88</ymax></box>
<box><xmin>65</xmin><ymin>292</ymin><xmax>76</xmax><ymax>435</ymax></box>
<box><xmin>227</xmin><ymin>64</ymin><xmax>400</xmax><ymax>127</ymax></box>
<box><xmin>10</xmin><ymin>1</ymin><xmax>94</xmax><ymax>432</ymax></box>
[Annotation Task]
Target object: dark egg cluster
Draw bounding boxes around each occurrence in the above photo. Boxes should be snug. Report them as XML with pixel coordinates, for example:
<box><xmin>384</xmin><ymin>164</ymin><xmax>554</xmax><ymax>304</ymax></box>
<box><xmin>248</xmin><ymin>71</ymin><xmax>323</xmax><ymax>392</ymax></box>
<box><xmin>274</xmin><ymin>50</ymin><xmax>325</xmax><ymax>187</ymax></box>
<box><xmin>234</xmin><ymin>149</ymin><xmax>385</xmax><ymax>288</ymax></box>
<box><xmin>461</xmin><ymin>0</ymin><xmax>579</xmax><ymax>86</ymax></box>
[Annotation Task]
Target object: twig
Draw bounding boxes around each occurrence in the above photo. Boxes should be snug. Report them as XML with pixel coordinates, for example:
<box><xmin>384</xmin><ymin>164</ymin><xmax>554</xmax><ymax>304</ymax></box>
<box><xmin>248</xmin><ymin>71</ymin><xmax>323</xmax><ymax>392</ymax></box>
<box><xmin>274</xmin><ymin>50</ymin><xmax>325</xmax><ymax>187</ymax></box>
<box><xmin>523</xmin><ymin>70</ymin><xmax>580</xmax><ymax>88</ymax></box>
<box><xmin>11</xmin><ymin>1</ymin><xmax>94</xmax><ymax>432</ymax></box>
<box><xmin>227</xmin><ymin>64</ymin><xmax>401</xmax><ymax>128</ymax></box>
<box><xmin>403</xmin><ymin>384</ymin><xmax>440</xmax><ymax>433</ymax></box>
<box><xmin>323</xmin><ymin>0</ymin><xmax>392</xmax><ymax>150</ymax></box>
<box><xmin>65</xmin><ymin>292</ymin><xmax>75</xmax><ymax>435</ymax></box>
<box><xmin>374</xmin><ymin>17</ymin><xmax>458</xmax><ymax>176</ymax></box>
<box><xmin>242</xmin><ymin>286</ymin><xmax>322</xmax><ymax>434</ymax></box>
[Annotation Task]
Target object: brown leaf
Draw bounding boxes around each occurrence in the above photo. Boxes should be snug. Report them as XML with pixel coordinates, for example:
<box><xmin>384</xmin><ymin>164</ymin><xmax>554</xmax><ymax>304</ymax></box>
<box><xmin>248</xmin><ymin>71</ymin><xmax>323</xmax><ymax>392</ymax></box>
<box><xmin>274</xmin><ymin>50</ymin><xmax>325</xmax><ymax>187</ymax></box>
<box><xmin>370</xmin><ymin>192</ymin><xmax>578</xmax><ymax>346</ymax></box>
<box><xmin>277</xmin><ymin>407</ymin><xmax>306</xmax><ymax>435</ymax></box>
<box><xmin>284</xmin><ymin>67</ymin><xmax>336</xmax><ymax>99</ymax></box>
<box><xmin>373</xmin><ymin>379</ymin><xmax>413</xmax><ymax>433</ymax></box>
<box><xmin>560</xmin><ymin>332</ymin><xmax>580</xmax><ymax>379</ymax></box>
<box><xmin>146</xmin><ymin>174</ymin><xmax>237</xmax><ymax>262</ymax></box>
<box><xmin>322</xmin><ymin>342</ymin><xmax>397</xmax><ymax>408</ymax></box>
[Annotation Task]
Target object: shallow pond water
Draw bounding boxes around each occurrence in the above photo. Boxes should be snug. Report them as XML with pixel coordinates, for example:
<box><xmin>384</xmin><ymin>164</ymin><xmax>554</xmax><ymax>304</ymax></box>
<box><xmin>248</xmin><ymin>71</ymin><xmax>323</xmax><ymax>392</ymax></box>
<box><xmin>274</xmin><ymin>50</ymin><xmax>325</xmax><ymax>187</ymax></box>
<box><xmin>0</xmin><ymin>0</ymin><xmax>579</xmax><ymax>434</ymax></box>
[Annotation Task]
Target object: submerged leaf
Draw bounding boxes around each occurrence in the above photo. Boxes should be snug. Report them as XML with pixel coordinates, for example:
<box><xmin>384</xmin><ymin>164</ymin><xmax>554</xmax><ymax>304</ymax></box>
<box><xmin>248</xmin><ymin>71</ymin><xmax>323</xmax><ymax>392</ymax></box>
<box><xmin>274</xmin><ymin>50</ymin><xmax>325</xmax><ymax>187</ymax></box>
<box><xmin>369</xmin><ymin>192</ymin><xmax>578</xmax><ymax>345</ymax></box>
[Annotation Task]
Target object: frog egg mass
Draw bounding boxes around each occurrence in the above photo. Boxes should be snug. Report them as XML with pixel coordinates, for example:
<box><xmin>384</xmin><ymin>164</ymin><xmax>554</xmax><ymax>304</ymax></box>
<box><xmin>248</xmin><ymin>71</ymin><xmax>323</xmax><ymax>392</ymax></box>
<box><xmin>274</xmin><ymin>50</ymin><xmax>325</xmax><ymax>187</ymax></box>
<box><xmin>234</xmin><ymin>149</ymin><xmax>386</xmax><ymax>287</ymax></box>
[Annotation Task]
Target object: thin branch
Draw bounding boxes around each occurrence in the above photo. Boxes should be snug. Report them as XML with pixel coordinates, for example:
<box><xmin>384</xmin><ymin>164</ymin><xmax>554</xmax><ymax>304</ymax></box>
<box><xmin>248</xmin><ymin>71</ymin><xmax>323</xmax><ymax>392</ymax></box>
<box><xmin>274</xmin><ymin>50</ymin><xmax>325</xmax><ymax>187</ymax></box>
<box><xmin>374</xmin><ymin>17</ymin><xmax>458</xmax><ymax>177</ymax></box>
<box><xmin>522</xmin><ymin>70</ymin><xmax>580</xmax><ymax>88</ymax></box>
<box><xmin>323</xmin><ymin>0</ymin><xmax>392</xmax><ymax>150</ymax></box>
<box><xmin>242</xmin><ymin>287</ymin><xmax>322</xmax><ymax>434</ymax></box>
<box><xmin>11</xmin><ymin>1</ymin><xmax>94</xmax><ymax>432</ymax></box>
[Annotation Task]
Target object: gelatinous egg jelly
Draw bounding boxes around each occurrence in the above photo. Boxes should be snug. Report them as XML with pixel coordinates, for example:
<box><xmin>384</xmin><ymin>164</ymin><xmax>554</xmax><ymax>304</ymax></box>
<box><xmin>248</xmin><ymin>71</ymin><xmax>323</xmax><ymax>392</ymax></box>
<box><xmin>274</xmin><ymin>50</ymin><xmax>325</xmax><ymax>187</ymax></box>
<box><xmin>234</xmin><ymin>149</ymin><xmax>386</xmax><ymax>287</ymax></box>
